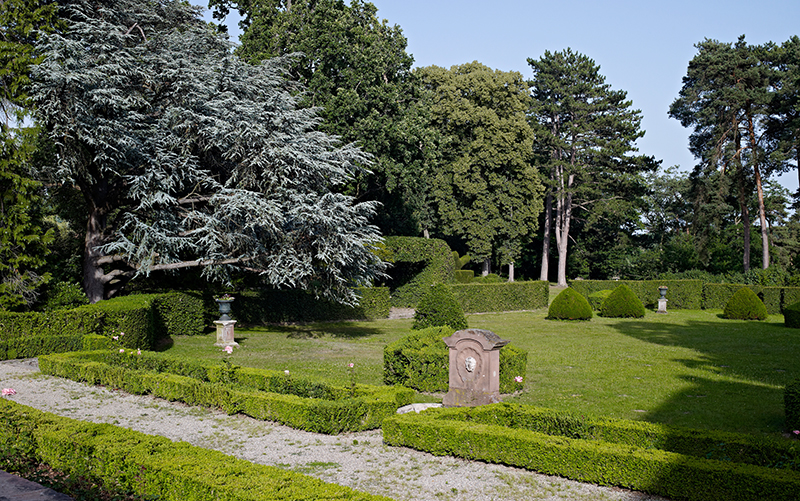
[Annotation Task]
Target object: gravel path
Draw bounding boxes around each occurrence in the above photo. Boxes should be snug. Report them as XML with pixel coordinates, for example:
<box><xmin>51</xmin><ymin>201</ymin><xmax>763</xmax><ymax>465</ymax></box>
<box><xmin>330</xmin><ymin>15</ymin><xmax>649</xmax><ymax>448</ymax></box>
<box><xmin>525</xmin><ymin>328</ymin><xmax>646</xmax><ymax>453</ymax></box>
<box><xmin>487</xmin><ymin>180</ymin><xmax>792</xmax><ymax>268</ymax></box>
<box><xmin>0</xmin><ymin>358</ymin><xmax>668</xmax><ymax>501</ymax></box>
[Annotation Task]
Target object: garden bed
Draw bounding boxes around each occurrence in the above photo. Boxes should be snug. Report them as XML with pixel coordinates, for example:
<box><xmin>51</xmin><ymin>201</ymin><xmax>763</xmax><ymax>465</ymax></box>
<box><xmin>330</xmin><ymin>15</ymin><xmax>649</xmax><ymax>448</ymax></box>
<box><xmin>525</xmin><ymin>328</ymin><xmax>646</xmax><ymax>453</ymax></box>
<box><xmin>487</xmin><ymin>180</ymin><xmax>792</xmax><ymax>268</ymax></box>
<box><xmin>39</xmin><ymin>350</ymin><xmax>414</xmax><ymax>434</ymax></box>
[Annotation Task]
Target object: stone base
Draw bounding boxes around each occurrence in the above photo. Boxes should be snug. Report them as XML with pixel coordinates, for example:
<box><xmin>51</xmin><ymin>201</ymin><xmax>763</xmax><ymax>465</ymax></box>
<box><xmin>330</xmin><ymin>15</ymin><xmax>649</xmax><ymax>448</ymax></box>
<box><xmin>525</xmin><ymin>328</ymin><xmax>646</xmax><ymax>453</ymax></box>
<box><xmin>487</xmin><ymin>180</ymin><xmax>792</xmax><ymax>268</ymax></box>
<box><xmin>443</xmin><ymin>387</ymin><xmax>501</xmax><ymax>407</ymax></box>
<box><xmin>214</xmin><ymin>320</ymin><xmax>239</xmax><ymax>347</ymax></box>
<box><xmin>657</xmin><ymin>298</ymin><xmax>668</xmax><ymax>314</ymax></box>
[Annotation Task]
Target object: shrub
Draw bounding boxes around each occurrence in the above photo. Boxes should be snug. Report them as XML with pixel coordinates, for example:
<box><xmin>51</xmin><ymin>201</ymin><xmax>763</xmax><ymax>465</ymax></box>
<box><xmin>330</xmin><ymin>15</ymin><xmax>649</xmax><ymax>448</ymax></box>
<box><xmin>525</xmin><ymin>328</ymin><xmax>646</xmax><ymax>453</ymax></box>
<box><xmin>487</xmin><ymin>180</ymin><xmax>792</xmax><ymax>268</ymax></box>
<box><xmin>785</xmin><ymin>380</ymin><xmax>800</xmax><ymax>431</ymax></box>
<box><xmin>600</xmin><ymin>285</ymin><xmax>645</xmax><ymax>318</ymax></box>
<box><xmin>587</xmin><ymin>289</ymin><xmax>612</xmax><ymax>310</ymax></box>
<box><xmin>785</xmin><ymin>301</ymin><xmax>800</xmax><ymax>328</ymax></box>
<box><xmin>383</xmin><ymin>326</ymin><xmax>527</xmax><ymax>394</ymax></box>
<box><xmin>382</xmin><ymin>236</ymin><xmax>454</xmax><ymax>307</ymax></box>
<box><xmin>547</xmin><ymin>288</ymin><xmax>592</xmax><ymax>320</ymax></box>
<box><xmin>723</xmin><ymin>287</ymin><xmax>768</xmax><ymax>320</ymax></box>
<box><xmin>472</xmin><ymin>273</ymin><xmax>503</xmax><ymax>283</ymax></box>
<box><xmin>449</xmin><ymin>281</ymin><xmax>549</xmax><ymax>313</ymax></box>
<box><xmin>454</xmin><ymin>270</ymin><xmax>474</xmax><ymax>283</ymax></box>
<box><xmin>412</xmin><ymin>284</ymin><xmax>468</xmax><ymax>330</ymax></box>
<box><xmin>41</xmin><ymin>282</ymin><xmax>89</xmax><ymax>311</ymax></box>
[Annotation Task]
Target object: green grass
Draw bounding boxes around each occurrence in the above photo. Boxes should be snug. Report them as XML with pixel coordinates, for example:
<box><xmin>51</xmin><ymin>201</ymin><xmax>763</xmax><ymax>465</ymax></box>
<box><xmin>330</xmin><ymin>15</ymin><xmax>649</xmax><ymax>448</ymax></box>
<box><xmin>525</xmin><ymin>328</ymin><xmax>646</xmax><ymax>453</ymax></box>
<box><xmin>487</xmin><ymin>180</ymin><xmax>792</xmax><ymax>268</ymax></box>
<box><xmin>163</xmin><ymin>308</ymin><xmax>800</xmax><ymax>437</ymax></box>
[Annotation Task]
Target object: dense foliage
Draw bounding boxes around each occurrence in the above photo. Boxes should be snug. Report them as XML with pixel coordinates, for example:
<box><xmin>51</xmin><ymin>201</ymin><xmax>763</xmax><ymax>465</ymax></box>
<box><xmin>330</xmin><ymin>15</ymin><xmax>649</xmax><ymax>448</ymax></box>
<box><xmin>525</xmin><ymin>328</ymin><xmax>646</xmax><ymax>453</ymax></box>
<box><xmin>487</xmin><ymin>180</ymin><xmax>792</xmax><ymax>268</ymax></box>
<box><xmin>723</xmin><ymin>287</ymin><xmax>768</xmax><ymax>320</ymax></box>
<box><xmin>412</xmin><ymin>283</ymin><xmax>468</xmax><ymax>330</ymax></box>
<box><xmin>547</xmin><ymin>287</ymin><xmax>592</xmax><ymax>320</ymax></box>
<box><xmin>29</xmin><ymin>0</ymin><xmax>384</xmax><ymax>303</ymax></box>
<box><xmin>599</xmin><ymin>284</ymin><xmax>646</xmax><ymax>318</ymax></box>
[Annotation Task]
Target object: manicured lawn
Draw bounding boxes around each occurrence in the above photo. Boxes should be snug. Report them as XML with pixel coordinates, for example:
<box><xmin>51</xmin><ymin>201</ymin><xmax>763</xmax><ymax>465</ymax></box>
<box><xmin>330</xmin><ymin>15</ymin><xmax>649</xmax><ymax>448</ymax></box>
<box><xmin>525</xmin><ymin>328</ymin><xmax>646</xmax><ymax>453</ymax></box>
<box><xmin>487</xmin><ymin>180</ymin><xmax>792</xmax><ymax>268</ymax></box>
<box><xmin>164</xmin><ymin>308</ymin><xmax>800</xmax><ymax>438</ymax></box>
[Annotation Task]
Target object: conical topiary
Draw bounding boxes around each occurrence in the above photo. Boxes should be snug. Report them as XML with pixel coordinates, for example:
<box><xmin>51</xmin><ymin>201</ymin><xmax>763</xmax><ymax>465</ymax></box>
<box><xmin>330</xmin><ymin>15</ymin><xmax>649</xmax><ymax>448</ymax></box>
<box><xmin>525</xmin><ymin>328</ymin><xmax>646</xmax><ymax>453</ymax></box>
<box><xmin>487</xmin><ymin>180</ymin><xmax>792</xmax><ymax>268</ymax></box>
<box><xmin>412</xmin><ymin>283</ymin><xmax>468</xmax><ymax>330</ymax></box>
<box><xmin>723</xmin><ymin>287</ymin><xmax>767</xmax><ymax>320</ymax></box>
<box><xmin>547</xmin><ymin>288</ymin><xmax>592</xmax><ymax>320</ymax></box>
<box><xmin>600</xmin><ymin>284</ymin><xmax>645</xmax><ymax>318</ymax></box>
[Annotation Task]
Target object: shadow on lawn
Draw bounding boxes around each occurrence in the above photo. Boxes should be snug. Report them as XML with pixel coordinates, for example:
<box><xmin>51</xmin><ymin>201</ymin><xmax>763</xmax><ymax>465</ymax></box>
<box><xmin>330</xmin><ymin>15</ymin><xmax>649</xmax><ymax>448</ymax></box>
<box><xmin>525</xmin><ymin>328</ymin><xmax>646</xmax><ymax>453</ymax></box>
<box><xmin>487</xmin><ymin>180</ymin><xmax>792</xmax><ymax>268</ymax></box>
<box><xmin>268</xmin><ymin>323</ymin><xmax>384</xmax><ymax>340</ymax></box>
<box><xmin>608</xmin><ymin>317</ymin><xmax>798</xmax><ymax>435</ymax></box>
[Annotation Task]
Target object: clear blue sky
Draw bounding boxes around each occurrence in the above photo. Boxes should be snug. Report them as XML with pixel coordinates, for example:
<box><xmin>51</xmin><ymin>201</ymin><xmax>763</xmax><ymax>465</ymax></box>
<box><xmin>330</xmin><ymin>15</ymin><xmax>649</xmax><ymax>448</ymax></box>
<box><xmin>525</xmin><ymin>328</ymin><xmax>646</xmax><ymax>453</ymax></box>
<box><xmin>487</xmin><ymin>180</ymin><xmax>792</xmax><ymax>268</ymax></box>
<box><xmin>199</xmin><ymin>0</ymin><xmax>800</xmax><ymax>194</ymax></box>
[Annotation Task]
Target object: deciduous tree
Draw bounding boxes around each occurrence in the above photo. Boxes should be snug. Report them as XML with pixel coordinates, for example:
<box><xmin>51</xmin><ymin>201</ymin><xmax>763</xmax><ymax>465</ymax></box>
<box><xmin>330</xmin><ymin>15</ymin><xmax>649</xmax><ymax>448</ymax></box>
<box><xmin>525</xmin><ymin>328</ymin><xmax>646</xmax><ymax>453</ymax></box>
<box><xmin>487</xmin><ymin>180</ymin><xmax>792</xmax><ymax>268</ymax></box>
<box><xmin>417</xmin><ymin>62</ymin><xmax>543</xmax><ymax>279</ymax></box>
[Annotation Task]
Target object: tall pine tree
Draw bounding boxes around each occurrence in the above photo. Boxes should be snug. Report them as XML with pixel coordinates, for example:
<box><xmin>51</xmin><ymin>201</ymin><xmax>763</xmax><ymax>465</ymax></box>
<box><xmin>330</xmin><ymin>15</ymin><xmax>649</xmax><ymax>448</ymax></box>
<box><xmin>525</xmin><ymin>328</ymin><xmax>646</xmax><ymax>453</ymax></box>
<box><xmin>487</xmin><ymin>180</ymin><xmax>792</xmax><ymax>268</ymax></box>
<box><xmin>529</xmin><ymin>49</ymin><xmax>657</xmax><ymax>285</ymax></box>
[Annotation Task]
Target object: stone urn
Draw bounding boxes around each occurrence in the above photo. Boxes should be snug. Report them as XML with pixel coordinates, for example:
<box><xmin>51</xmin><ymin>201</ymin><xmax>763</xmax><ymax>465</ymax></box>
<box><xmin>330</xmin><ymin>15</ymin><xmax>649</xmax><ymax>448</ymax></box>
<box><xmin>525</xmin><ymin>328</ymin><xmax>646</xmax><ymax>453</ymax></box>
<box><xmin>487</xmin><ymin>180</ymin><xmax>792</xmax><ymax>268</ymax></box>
<box><xmin>658</xmin><ymin>286</ymin><xmax>668</xmax><ymax>299</ymax></box>
<box><xmin>215</xmin><ymin>297</ymin><xmax>234</xmax><ymax>321</ymax></box>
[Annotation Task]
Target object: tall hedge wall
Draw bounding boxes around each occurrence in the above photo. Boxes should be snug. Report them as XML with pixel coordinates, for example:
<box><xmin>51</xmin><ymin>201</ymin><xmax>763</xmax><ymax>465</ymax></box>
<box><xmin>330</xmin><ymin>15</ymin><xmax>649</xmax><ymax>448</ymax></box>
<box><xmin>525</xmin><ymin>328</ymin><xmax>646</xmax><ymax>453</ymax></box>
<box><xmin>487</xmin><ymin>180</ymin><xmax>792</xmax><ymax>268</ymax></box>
<box><xmin>381</xmin><ymin>237</ymin><xmax>454</xmax><ymax>307</ymax></box>
<box><xmin>448</xmin><ymin>281</ymin><xmax>549</xmax><ymax>313</ymax></box>
<box><xmin>569</xmin><ymin>280</ymin><xmax>703</xmax><ymax>310</ymax></box>
<box><xmin>224</xmin><ymin>287</ymin><xmax>390</xmax><ymax>324</ymax></box>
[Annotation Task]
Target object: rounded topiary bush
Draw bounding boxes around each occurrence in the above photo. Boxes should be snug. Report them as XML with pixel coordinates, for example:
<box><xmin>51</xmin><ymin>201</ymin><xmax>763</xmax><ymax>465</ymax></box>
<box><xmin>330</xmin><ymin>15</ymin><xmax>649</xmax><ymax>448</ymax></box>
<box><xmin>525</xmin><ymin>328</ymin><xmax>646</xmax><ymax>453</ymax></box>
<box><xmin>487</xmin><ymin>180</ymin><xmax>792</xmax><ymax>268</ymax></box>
<box><xmin>547</xmin><ymin>288</ymin><xmax>592</xmax><ymax>320</ymax></box>
<box><xmin>412</xmin><ymin>283</ymin><xmax>468</xmax><ymax>330</ymax></box>
<box><xmin>588</xmin><ymin>289</ymin><xmax>612</xmax><ymax>311</ymax></box>
<box><xmin>785</xmin><ymin>300</ymin><xmax>800</xmax><ymax>328</ymax></box>
<box><xmin>600</xmin><ymin>284</ymin><xmax>645</xmax><ymax>318</ymax></box>
<box><xmin>723</xmin><ymin>287</ymin><xmax>767</xmax><ymax>320</ymax></box>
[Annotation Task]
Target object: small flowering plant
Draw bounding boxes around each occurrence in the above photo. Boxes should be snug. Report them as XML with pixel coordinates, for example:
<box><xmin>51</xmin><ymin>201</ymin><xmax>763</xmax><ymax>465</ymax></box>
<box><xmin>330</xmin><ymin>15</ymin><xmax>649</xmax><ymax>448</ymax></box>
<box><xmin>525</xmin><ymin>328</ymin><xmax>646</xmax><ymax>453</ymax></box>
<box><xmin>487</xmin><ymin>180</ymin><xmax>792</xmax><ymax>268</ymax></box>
<box><xmin>347</xmin><ymin>362</ymin><xmax>356</xmax><ymax>397</ymax></box>
<box><xmin>215</xmin><ymin>293</ymin><xmax>235</xmax><ymax>301</ymax></box>
<box><xmin>1</xmin><ymin>388</ymin><xmax>16</xmax><ymax>397</ymax></box>
<box><xmin>514</xmin><ymin>376</ymin><xmax>524</xmax><ymax>383</ymax></box>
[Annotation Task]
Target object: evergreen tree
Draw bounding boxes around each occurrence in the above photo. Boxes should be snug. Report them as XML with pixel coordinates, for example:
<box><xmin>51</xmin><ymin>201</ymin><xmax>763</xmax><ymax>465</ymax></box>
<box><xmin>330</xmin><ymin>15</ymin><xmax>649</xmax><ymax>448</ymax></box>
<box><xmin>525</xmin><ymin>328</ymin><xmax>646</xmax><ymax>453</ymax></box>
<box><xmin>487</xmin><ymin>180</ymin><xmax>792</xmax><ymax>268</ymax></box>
<box><xmin>670</xmin><ymin>36</ymin><xmax>774</xmax><ymax>271</ymax></box>
<box><xmin>416</xmin><ymin>62</ymin><xmax>543</xmax><ymax>279</ymax></box>
<box><xmin>30</xmin><ymin>0</ymin><xmax>385</xmax><ymax>303</ymax></box>
<box><xmin>528</xmin><ymin>49</ymin><xmax>657</xmax><ymax>285</ymax></box>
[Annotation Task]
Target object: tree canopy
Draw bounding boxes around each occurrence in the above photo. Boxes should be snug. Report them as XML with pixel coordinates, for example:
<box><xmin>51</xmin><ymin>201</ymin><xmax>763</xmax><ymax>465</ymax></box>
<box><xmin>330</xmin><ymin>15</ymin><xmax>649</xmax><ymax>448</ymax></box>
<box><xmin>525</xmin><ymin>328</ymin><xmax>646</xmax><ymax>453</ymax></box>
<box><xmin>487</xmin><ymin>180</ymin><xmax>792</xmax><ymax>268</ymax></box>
<box><xmin>417</xmin><ymin>62</ymin><xmax>543</xmax><ymax>277</ymax></box>
<box><xmin>29</xmin><ymin>0</ymin><xmax>385</xmax><ymax>303</ymax></box>
<box><xmin>528</xmin><ymin>48</ymin><xmax>658</xmax><ymax>286</ymax></box>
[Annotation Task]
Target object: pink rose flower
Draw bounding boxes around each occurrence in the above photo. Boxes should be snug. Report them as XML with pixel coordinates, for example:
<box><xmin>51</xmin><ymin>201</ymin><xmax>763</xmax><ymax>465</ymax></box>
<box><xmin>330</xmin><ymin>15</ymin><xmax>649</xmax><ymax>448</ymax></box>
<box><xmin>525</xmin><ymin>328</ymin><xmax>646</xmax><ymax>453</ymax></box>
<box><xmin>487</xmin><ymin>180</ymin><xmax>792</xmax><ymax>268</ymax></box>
<box><xmin>119</xmin><ymin>348</ymin><xmax>125</xmax><ymax>353</ymax></box>
<box><xmin>514</xmin><ymin>376</ymin><xmax>524</xmax><ymax>383</ymax></box>
<box><xmin>348</xmin><ymin>363</ymin><xmax>354</xmax><ymax>368</ymax></box>
<box><xmin>1</xmin><ymin>388</ymin><xmax>16</xmax><ymax>397</ymax></box>
<box><xmin>223</xmin><ymin>346</ymin><xmax>233</xmax><ymax>354</ymax></box>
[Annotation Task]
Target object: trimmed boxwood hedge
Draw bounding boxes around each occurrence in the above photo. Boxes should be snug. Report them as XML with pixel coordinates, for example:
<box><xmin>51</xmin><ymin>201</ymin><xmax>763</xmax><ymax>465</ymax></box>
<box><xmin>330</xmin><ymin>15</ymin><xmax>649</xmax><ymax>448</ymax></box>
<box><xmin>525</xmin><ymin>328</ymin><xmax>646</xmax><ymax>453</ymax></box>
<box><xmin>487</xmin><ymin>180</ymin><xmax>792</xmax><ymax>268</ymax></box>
<box><xmin>547</xmin><ymin>288</ymin><xmax>592</xmax><ymax>320</ymax></box>
<box><xmin>587</xmin><ymin>289</ymin><xmax>612</xmax><ymax>310</ymax></box>
<box><xmin>227</xmin><ymin>287</ymin><xmax>390</xmax><ymax>324</ymax></box>
<box><xmin>448</xmin><ymin>281</ymin><xmax>548</xmax><ymax>313</ymax></box>
<box><xmin>412</xmin><ymin>284</ymin><xmax>467</xmax><ymax>330</ymax></box>
<box><xmin>0</xmin><ymin>399</ymin><xmax>391</xmax><ymax>501</ymax></box>
<box><xmin>723</xmin><ymin>287</ymin><xmax>768</xmax><ymax>320</ymax></box>
<box><xmin>383</xmin><ymin>403</ymin><xmax>800</xmax><ymax>501</ymax></box>
<box><xmin>382</xmin><ymin>236</ymin><xmax>454</xmax><ymax>307</ymax></box>
<box><xmin>39</xmin><ymin>350</ymin><xmax>414</xmax><ymax>434</ymax></box>
<box><xmin>785</xmin><ymin>380</ymin><xmax>800</xmax><ymax>431</ymax></box>
<box><xmin>383</xmin><ymin>326</ymin><xmax>526</xmax><ymax>394</ymax></box>
<box><xmin>785</xmin><ymin>301</ymin><xmax>800</xmax><ymax>328</ymax></box>
<box><xmin>0</xmin><ymin>292</ymin><xmax>205</xmax><ymax>360</ymax></box>
<box><xmin>569</xmin><ymin>280</ymin><xmax>703</xmax><ymax>310</ymax></box>
<box><xmin>599</xmin><ymin>285</ymin><xmax>646</xmax><ymax>318</ymax></box>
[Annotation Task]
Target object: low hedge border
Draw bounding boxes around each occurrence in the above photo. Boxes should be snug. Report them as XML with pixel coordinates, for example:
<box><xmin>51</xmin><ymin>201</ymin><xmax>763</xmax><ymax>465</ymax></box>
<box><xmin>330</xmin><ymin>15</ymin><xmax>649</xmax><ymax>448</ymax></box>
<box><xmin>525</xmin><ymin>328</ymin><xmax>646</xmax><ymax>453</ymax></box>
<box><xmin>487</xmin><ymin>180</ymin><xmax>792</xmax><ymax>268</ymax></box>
<box><xmin>448</xmin><ymin>281</ymin><xmax>549</xmax><ymax>313</ymax></box>
<box><xmin>382</xmin><ymin>404</ymin><xmax>800</xmax><ymax>501</ymax></box>
<box><xmin>39</xmin><ymin>350</ymin><xmax>414</xmax><ymax>434</ymax></box>
<box><xmin>383</xmin><ymin>326</ymin><xmax>527</xmax><ymax>393</ymax></box>
<box><xmin>0</xmin><ymin>292</ymin><xmax>205</xmax><ymax>360</ymax></box>
<box><xmin>0</xmin><ymin>399</ymin><xmax>391</xmax><ymax>501</ymax></box>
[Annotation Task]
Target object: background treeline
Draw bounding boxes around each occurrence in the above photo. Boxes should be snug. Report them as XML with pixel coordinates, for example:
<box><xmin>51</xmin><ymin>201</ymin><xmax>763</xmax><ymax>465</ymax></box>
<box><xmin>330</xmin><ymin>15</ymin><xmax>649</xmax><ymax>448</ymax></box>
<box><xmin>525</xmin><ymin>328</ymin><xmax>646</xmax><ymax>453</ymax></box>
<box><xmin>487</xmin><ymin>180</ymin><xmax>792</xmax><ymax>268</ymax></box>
<box><xmin>1</xmin><ymin>0</ymin><xmax>798</xmax><ymax>310</ymax></box>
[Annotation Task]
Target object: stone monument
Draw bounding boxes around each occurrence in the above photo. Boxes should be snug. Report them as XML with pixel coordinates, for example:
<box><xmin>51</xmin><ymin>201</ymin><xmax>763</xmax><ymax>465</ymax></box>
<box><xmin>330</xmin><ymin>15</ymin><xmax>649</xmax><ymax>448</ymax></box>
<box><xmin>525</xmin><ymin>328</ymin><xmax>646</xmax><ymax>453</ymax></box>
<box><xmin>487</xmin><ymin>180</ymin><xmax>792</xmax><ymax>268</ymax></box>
<box><xmin>442</xmin><ymin>328</ymin><xmax>509</xmax><ymax>407</ymax></box>
<box><xmin>657</xmin><ymin>286</ymin><xmax>668</xmax><ymax>314</ymax></box>
<box><xmin>214</xmin><ymin>298</ymin><xmax>238</xmax><ymax>347</ymax></box>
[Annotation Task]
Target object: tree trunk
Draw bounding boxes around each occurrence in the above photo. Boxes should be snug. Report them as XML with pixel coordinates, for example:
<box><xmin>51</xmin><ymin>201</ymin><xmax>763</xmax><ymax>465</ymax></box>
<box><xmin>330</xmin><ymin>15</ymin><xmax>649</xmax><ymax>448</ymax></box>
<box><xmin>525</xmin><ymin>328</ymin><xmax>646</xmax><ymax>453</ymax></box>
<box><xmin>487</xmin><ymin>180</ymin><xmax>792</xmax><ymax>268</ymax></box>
<box><xmin>539</xmin><ymin>190</ymin><xmax>552</xmax><ymax>282</ymax></box>
<box><xmin>482</xmin><ymin>258</ymin><xmax>491</xmax><ymax>276</ymax></box>
<box><xmin>83</xmin><ymin>206</ymin><xmax>108</xmax><ymax>303</ymax></box>
<box><xmin>748</xmin><ymin>112</ymin><xmax>770</xmax><ymax>269</ymax></box>
<box><xmin>554</xmin><ymin>169</ymin><xmax>574</xmax><ymax>287</ymax></box>
<box><xmin>508</xmin><ymin>262</ymin><xmax>514</xmax><ymax>282</ymax></box>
